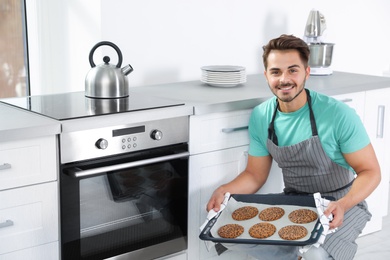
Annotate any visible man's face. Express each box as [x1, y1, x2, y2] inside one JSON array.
[[264, 50, 310, 104]]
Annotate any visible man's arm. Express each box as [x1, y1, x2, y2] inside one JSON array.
[[324, 143, 381, 229]]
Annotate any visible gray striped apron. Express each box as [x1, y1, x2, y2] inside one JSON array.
[[266, 89, 371, 260]]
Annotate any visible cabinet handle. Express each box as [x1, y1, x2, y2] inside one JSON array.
[[0, 220, 14, 229], [0, 163, 11, 171], [221, 126, 248, 133], [339, 98, 353, 103], [376, 105, 385, 138]]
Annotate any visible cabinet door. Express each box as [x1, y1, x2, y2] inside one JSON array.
[[188, 146, 249, 260], [364, 88, 390, 218], [0, 182, 58, 255], [0, 242, 59, 260]]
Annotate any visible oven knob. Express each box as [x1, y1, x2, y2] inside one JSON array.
[[95, 138, 108, 149], [150, 130, 163, 140]]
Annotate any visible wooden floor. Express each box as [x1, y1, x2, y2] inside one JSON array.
[[355, 190, 390, 259]]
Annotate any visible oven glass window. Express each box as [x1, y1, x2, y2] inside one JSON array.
[[78, 160, 188, 258]]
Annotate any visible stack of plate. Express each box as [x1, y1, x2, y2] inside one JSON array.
[[201, 65, 246, 87]]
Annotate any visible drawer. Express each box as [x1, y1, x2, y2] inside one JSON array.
[[0, 182, 59, 255], [189, 109, 251, 154], [0, 135, 57, 190], [0, 241, 59, 260]]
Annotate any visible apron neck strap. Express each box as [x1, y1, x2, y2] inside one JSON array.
[[268, 89, 318, 146]]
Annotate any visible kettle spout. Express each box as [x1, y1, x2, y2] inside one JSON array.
[[122, 64, 133, 76]]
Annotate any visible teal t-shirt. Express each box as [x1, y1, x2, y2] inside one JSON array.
[[248, 89, 370, 172]]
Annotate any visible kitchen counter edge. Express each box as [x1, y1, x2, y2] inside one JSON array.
[[0, 103, 61, 142], [130, 71, 390, 115]]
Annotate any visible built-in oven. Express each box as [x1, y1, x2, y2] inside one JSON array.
[[60, 116, 189, 260], [0, 91, 192, 259]]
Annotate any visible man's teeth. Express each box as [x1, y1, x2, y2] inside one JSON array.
[[280, 86, 293, 90]]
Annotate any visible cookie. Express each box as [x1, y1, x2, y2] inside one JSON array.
[[259, 207, 285, 221], [249, 222, 276, 239], [232, 206, 259, 221], [278, 225, 308, 240], [218, 224, 244, 238], [288, 209, 318, 224]]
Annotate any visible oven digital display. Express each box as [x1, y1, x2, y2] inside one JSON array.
[[113, 126, 145, 137]]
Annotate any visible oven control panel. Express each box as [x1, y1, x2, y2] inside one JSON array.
[[60, 116, 189, 163]]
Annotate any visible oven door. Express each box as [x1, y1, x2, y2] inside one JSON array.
[[60, 144, 188, 260]]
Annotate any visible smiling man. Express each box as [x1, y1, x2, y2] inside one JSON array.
[[207, 34, 381, 260]]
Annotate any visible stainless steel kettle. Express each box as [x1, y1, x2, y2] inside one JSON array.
[[85, 41, 133, 98]]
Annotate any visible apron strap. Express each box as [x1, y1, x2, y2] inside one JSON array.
[[268, 89, 318, 145], [305, 89, 318, 136], [268, 102, 280, 145], [283, 180, 354, 196]]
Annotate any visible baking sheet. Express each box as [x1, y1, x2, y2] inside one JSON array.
[[199, 194, 324, 246]]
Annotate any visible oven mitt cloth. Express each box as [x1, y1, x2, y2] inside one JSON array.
[[299, 192, 338, 254], [200, 192, 230, 254]]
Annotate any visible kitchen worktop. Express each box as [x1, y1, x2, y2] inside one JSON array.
[[0, 103, 61, 142], [131, 71, 390, 114], [2, 71, 390, 138]]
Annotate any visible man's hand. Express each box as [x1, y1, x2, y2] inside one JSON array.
[[324, 200, 346, 229], [206, 188, 225, 212]]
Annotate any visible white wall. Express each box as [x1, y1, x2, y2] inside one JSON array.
[[100, 0, 390, 88], [28, 0, 390, 94]]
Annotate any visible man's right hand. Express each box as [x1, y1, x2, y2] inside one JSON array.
[[206, 188, 226, 212]]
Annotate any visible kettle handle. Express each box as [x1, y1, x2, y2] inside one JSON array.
[[88, 41, 123, 68]]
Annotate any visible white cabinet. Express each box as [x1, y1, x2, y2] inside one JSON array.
[[189, 109, 251, 154], [0, 181, 59, 257], [333, 90, 390, 236], [189, 145, 250, 260], [364, 88, 390, 217], [0, 136, 57, 190], [188, 110, 283, 260], [0, 136, 59, 259], [0, 242, 59, 260], [188, 110, 252, 260]]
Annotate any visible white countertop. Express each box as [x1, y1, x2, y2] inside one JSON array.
[[1, 71, 390, 139], [0, 103, 61, 142], [131, 72, 390, 114]]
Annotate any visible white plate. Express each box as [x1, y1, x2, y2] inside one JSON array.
[[201, 76, 246, 81], [201, 65, 246, 72], [201, 71, 244, 75], [202, 73, 246, 78], [202, 74, 246, 79], [201, 79, 246, 87], [201, 78, 246, 84]]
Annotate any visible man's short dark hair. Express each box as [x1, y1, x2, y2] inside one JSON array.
[[262, 34, 310, 69]]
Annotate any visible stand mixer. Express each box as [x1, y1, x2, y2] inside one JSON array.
[[303, 9, 335, 75]]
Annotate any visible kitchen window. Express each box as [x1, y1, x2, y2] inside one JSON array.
[[0, 0, 30, 98]]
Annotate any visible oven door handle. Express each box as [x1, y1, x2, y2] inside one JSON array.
[[66, 151, 189, 179]]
